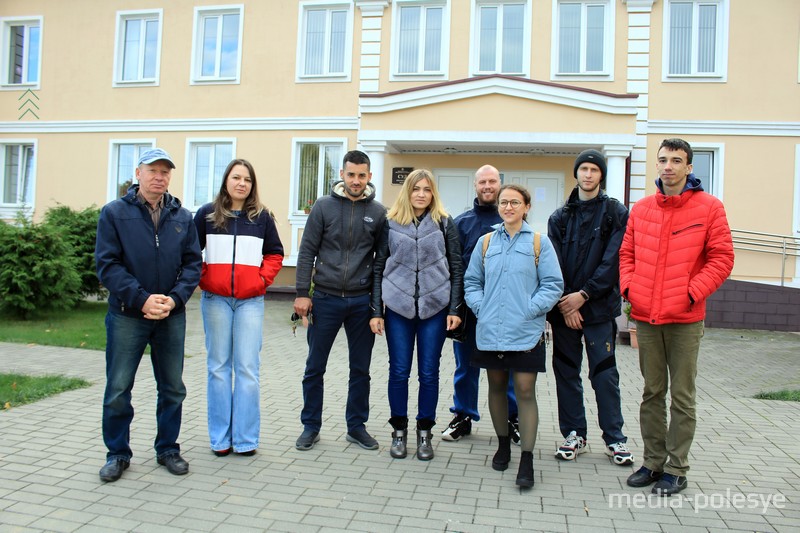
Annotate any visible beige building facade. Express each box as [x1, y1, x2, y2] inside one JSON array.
[[1, 0, 799, 285]]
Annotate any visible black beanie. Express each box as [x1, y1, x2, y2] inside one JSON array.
[[573, 149, 607, 183]]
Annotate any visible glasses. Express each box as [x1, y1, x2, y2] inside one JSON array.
[[499, 199, 523, 208]]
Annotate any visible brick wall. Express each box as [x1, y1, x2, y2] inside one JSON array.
[[705, 279, 800, 332]]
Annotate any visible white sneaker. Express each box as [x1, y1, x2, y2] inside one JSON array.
[[555, 431, 586, 461], [605, 441, 634, 465]]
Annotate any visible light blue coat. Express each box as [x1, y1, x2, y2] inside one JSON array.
[[464, 222, 564, 352]]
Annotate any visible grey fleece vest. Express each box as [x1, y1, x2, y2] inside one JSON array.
[[382, 215, 451, 320]]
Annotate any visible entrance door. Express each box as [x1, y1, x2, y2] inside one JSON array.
[[502, 171, 564, 233], [437, 169, 474, 217]]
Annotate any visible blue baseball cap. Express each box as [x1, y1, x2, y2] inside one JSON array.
[[138, 148, 176, 169]]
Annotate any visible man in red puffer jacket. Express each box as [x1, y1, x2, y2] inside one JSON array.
[[620, 138, 734, 496]]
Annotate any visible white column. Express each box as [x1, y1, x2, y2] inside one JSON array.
[[355, 1, 388, 94], [603, 148, 631, 203], [359, 140, 387, 202]]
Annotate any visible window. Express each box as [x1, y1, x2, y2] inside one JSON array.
[[293, 141, 343, 214], [186, 140, 235, 210], [298, 3, 352, 80], [692, 150, 717, 196], [1, 17, 41, 87], [554, 1, 613, 78], [109, 141, 155, 201], [472, 1, 529, 76], [392, 1, 448, 78], [664, 0, 728, 80], [191, 6, 243, 84], [0, 142, 35, 217], [114, 11, 162, 86]]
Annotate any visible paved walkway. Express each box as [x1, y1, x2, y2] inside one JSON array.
[[1, 296, 798, 532]]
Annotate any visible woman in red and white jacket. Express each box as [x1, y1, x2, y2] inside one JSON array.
[[194, 159, 284, 457]]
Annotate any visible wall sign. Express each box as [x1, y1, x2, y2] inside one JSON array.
[[392, 167, 414, 185]]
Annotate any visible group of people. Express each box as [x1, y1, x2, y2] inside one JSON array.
[[96, 139, 734, 496]]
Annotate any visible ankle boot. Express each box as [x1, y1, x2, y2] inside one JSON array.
[[492, 436, 511, 471], [416, 420, 434, 461], [389, 416, 408, 459], [516, 451, 534, 488]]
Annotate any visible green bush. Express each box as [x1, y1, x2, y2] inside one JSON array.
[[43, 205, 103, 298], [0, 216, 83, 319]]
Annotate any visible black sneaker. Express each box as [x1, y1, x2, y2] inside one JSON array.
[[441, 414, 472, 441], [508, 416, 520, 446]]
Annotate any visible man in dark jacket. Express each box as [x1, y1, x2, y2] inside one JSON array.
[[547, 149, 632, 467], [441, 164, 518, 443], [294, 150, 387, 451], [95, 148, 202, 482]]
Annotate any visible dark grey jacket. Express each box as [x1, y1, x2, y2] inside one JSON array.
[[295, 181, 386, 298]]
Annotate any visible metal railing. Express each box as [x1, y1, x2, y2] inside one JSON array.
[[731, 228, 800, 286]]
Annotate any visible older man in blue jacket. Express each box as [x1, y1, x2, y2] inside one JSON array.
[[95, 148, 201, 482]]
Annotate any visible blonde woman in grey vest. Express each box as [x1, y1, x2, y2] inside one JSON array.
[[370, 169, 464, 460]]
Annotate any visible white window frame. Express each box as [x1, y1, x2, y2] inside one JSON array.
[[0, 139, 37, 219], [113, 10, 163, 87], [469, 0, 531, 77], [390, 0, 451, 81], [107, 139, 156, 203], [190, 5, 244, 85], [0, 16, 42, 90], [662, 0, 728, 82], [296, 1, 354, 83], [689, 142, 724, 200], [183, 138, 237, 211], [550, 0, 614, 81], [289, 138, 347, 219]]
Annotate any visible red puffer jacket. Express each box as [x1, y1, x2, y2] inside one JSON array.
[[619, 179, 734, 325]]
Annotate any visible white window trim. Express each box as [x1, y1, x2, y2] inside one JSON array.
[[0, 138, 37, 219], [296, 1, 354, 83], [550, 0, 615, 81], [691, 142, 724, 200], [107, 138, 156, 203], [661, 0, 729, 83], [112, 10, 163, 88], [183, 137, 237, 211], [190, 4, 244, 85], [469, 0, 531, 77], [389, 0, 451, 82], [0, 16, 43, 90]]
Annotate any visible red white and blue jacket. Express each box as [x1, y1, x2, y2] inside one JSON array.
[[194, 204, 284, 299]]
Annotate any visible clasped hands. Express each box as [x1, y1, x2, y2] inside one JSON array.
[[142, 294, 175, 320], [558, 291, 585, 330]]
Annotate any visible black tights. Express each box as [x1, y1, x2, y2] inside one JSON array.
[[487, 369, 539, 452]]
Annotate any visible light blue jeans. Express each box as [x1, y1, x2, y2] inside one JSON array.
[[201, 291, 264, 453]]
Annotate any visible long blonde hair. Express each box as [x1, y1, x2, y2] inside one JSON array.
[[387, 169, 449, 226]]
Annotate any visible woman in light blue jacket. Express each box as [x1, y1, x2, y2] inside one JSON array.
[[464, 184, 563, 488]]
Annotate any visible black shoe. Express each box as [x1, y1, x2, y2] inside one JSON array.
[[346, 428, 379, 450], [99, 458, 129, 482], [626, 466, 663, 487], [296, 429, 320, 450], [157, 453, 189, 475], [652, 474, 687, 496], [237, 450, 256, 457], [441, 414, 472, 442], [492, 436, 511, 471], [213, 448, 231, 457], [515, 451, 534, 488]]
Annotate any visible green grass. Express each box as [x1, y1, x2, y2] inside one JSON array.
[[1, 373, 91, 410], [754, 390, 800, 402], [0, 301, 107, 350]]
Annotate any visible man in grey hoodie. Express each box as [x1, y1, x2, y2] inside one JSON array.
[[294, 150, 387, 451]]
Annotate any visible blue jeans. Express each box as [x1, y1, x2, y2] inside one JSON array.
[[201, 292, 264, 453], [450, 309, 517, 421], [301, 291, 375, 433], [552, 320, 626, 445], [385, 307, 447, 422], [102, 311, 187, 461]]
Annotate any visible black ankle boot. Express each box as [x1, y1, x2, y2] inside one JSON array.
[[492, 436, 511, 471], [516, 451, 534, 488]]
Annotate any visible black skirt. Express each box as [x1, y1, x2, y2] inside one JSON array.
[[471, 336, 546, 372]]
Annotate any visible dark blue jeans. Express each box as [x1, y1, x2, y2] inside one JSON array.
[[551, 320, 626, 445], [385, 307, 448, 422], [102, 311, 187, 461], [450, 309, 517, 421], [301, 291, 375, 433]]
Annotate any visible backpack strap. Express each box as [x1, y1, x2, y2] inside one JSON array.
[[482, 230, 541, 267], [481, 232, 493, 264]]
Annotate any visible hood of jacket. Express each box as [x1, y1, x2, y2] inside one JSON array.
[[331, 180, 377, 203], [654, 173, 703, 195]]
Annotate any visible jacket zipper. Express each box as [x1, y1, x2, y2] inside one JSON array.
[[672, 223, 703, 235], [231, 216, 238, 297], [341, 201, 355, 297]]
